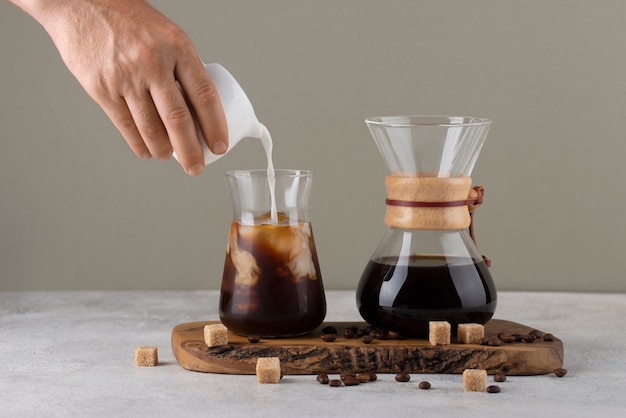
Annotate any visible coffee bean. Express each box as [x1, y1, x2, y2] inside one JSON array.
[[322, 326, 337, 335], [418, 381, 431, 390], [480, 337, 490, 346], [361, 335, 374, 344], [529, 329, 545, 338], [343, 376, 360, 386], [494, 373, 507, 382], [343, 328, 357, 339], [387, 330, 401, 340], [554, 368, 567, 377], [395, 372, 411, 382], [329, 379, 342, 387], [498, 333, 516, 343], [364, 325, 375, 334], [488, 337, 502, 346], [367, 372, 378, 382], [522, 334, 536, 343], [247, 336, 261, 343], [356, 328, 368, 337], [486, 385, 501, 393], [340, 372, 356, 381], [370, 330, 384, 339], [317, 373, 329, 384], [543, 333, 555, 341], [320, 333, 337, 342], [512, 333, 524, 342], [356, 373, 371, 383]]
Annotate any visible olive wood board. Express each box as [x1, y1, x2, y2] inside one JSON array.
[[171, 320, 563, 376]]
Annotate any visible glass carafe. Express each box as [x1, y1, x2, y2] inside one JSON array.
[[356, 116, 496, 336], [219, 169, 326, 337]]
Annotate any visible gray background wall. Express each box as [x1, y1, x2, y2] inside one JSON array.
[[1, 0, 625, 292]]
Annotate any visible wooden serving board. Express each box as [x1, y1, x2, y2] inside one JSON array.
[[171, 320, 563, 376]]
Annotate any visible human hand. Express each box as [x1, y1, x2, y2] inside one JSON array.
[[13, 0, 227, 176]]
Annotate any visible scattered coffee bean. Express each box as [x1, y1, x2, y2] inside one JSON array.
[[486, 385, 501, 393], [512, 333, 524, 342], [356, 373, 371, 383], [498, 333, 516, 343], [418, 381, 431, 390], [494, 373, 507, 382], [370, 330, 385, 339], [356, 328, 368, 337], [317, 373, 329, 384], [343, 328, 357, 339], [554, 368, 568, 377], [529, 329, 545, 338], [247, 336, 261, 343], [395, 372, 411, 382], [361, 335, 374, 344], [543, 333, 555, 341], [343, 376, 360, 386], [522, 334, 536, 343], [329, 379, 342, 387], [322, 326, 337, 335], [340, 372, 356, 380], [320, 333, 337, 342], [488, 337, 502, 346], [367, 372, 378, 382], [364, 325, 375, 334], [387, 330, 401, 340]]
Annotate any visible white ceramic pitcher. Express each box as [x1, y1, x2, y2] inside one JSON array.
[[174, 63, 265, 166]]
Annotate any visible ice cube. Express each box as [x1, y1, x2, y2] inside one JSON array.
[[255, 211, 289, 225]]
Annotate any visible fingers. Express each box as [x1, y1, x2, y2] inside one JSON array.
[[102, 84, 206, 175], [98, 61, 227, 177], [150, 81, 205, 176], [124, 92, 172, 161], [102, 92, 176, 163], [175, 59, 228, 156], [102, 100, 152, 160]]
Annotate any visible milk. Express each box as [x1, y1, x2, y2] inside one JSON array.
[[258, 124, 278, 224]]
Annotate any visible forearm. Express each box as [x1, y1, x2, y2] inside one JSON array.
[[7, 0, 149, 32], [7, 0, 67, 26]]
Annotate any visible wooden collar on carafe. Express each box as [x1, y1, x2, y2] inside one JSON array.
[[384, 172, 484, 231]]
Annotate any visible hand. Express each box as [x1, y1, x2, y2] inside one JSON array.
[[12, 0, 227, 176]]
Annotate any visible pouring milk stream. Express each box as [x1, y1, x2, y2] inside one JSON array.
[[173, 63, 278, 223]]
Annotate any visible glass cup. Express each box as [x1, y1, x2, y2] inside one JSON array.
[[219, 169, 326, 337]]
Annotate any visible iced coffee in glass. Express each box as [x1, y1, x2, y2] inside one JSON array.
[[219, 169, 326, 337]]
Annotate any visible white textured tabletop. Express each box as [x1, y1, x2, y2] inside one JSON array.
[[1, 290, 625, 418]]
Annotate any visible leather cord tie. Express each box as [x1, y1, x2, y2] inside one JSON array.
[[468, 186, 491, 267], [385, 197, 480, 208]]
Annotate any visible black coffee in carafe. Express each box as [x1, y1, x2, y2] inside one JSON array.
[[357, 255, 496, 336]]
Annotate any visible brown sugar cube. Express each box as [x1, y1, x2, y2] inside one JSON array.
[[463, 369, 487, 392], [429, 321, 451, 345], [256, 357, 281, 384], [204, 324, 229, 347], [458, 323, 485, 344], [135, 346, 158, 367]]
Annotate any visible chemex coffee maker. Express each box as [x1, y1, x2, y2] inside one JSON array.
[[356, 116, 497, 336]]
